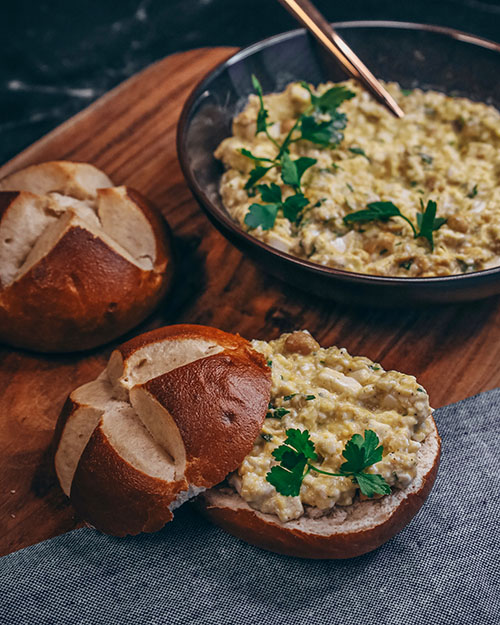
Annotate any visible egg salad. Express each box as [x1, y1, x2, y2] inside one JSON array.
[[229, 331, 433, 522], [215, 80, 500, 277]]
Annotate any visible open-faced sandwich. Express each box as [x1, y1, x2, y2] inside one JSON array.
[[54, 325, 440, 558], [202, 330, 440, 558]]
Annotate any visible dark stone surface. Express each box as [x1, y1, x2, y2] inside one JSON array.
[[1, 0, 499, 164]]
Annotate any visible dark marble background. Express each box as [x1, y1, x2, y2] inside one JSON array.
[[2, 0, 500, 164]]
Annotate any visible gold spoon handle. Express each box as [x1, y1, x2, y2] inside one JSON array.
[[277, 0, 405, 118]]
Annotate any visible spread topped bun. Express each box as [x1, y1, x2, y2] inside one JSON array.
[[200, 331, 440, 558], [0, 161, 173, 352]]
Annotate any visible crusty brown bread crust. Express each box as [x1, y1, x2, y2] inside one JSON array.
[[0, 162, 174, 352], [70, 423, 185, 536], [200, 417, 440, 559], [114, 323, 255, 360], [54, 324, 272, 536], [140, 352, 272, 487]]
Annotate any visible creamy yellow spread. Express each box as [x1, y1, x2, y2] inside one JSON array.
[[215, 80, 500, 277], [230, 332, 433, 522]]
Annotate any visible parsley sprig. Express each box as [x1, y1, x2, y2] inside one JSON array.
[[242, 76, 355, 231], [266, 429, 391, 498], [343, 199, 446, 250]]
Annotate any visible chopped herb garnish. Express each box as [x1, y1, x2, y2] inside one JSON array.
[[399, 260, 413, 270], [252, 74, 270, 136], [266, 406, 290, 419], [419, 153, 433, 165], [266, 429, 391, 498], [348, 147, 371, 162], [305, 394, 316, 401], [261, 433, 273, 442], [401, 88, 413, 96], [343, 199, 446, 250], [241, 76, 355, 230], [369, 365, 381, 371], [467, 184, 478, 198], [417, 387, 425, 393], [416, 200, 447, 250], [379, 248, 388, 255], [267, 360, 273, 367], [283, 394, 297, 401], [457, 259, 475, 273], [346, 182, 354, 192], [244, 182, 311, 230], [343, 201, 417, 236]]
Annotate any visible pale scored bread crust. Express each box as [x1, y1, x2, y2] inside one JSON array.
[[200, 417, 440, 558], [53, 324, 272, 537], [0, 161, 174, 352]]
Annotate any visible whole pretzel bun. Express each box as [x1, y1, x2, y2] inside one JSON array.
[[53, 324, 272, 536], [0, 161, 174, 352]]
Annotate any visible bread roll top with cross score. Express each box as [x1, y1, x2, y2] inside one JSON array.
[[0, 161, 174, 352], [54, 324, 272, 536]]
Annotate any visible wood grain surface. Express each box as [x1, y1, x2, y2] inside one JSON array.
[[1, 47, 499, 557]]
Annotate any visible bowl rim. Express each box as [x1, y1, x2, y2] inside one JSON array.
[[177, 20, 500, 287]]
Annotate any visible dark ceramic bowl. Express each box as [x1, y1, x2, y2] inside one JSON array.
[[177, 21, 500, 306]]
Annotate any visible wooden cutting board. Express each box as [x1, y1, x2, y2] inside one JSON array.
[[1, 48, 499, 557]]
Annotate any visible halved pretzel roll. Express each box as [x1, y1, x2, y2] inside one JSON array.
[[0, 161, 173, 352], [54, 324, 272, 536]]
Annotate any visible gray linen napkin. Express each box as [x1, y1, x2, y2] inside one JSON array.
[[1, 389, 499, 625]]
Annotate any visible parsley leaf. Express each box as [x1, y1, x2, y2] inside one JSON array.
[[343, 199, 446, 248], [280, 153, 317, 190], [267, 462, 307, 497], [244, 203, 279, 230], [244, 182, 310, 229], [244, 166, 273, 190], [401, 88, 413, 96], [302, 83, 355, 114], [239, 148, 274, 163], [266, 406, 290, 419], [416, 200, 447, 250], [300, 112, 347, 147], [266, 429, 391, 498], [343, 201, 416, 236], [348, 147, 371, 162], [282, 193, 309, 223], [340, 429, 383, 473], [252, 75, 269, 135], [257, 182, 282, 204], [275, 428, 318, 461], [354, 473, 391, 497], [315, 85, 355, 112], [467, 184, 478, 198]]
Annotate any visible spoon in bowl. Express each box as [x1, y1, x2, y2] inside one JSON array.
[[277, 0, 405, 118]]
